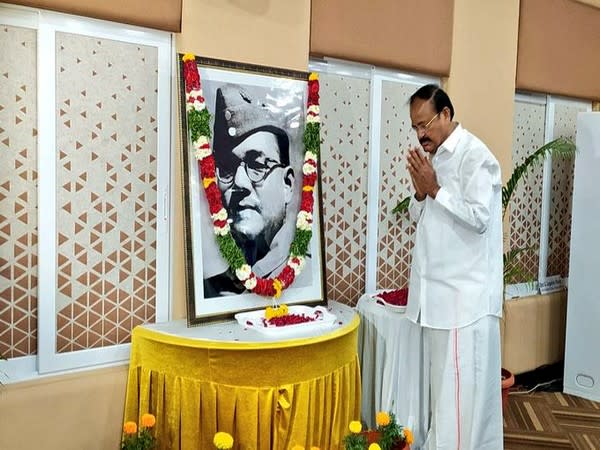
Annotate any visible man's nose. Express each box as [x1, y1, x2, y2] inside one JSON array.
[[416, 128, 427, 140], [232, 164, 253, 190]]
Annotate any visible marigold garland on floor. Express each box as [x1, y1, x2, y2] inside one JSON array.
[[181, 53, 321, 299]]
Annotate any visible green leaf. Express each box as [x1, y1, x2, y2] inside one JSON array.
[[502, 136, 576, 217], [216, 234, 246, 269], [503, 245, 537, 285], [290, 229, 312, 256], [188, 108, 212, 143], [392, 196, 411, 215], [303, 123, 321, 156]]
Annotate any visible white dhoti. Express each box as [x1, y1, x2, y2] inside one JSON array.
[[423, 315, 503, 450]]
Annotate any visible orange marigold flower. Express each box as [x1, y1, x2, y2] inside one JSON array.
[[375, 411, 390, 427], [123, 421, 137, 434], [141, 413, 156, 428], [404, 427, 414, 445]]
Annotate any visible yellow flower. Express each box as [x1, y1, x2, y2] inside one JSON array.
[[404, 427, 414, 445], [375, 411, 390, 427], [213, 431, 234, 449], [273, 278, 283, 298], [310, 447, 321, 450], [182, 53, 195, 62], [368, 444, 381, 450], [348, 420, 362, 434], [203, 177, 216, 189], [141, 413, 156, 428], [123, 421, 137, 434], [309, 72, 319, 81], [291, 446, 304, 450]]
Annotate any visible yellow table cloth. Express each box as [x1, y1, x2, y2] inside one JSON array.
[[124, 302, 361, 450]]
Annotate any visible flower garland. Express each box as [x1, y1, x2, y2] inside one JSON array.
[[182, 54, 321, 298]]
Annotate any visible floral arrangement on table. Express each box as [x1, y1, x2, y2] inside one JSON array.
[[343, 411, 413, 450], [121, 413, 156, 450], [181, 53, 321, 299]]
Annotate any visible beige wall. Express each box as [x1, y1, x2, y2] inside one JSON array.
[[447, 0, 520, 181], [0, 366, 128, 450]]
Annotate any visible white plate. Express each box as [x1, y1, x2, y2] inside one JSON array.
[[235, 305, 337, 338]]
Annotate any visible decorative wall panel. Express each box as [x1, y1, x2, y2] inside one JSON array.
[[319, 74, 370, 305], [55, 32, 158, 352], [547, 103, 587, 278], [376, 81, 420, 290], [0, 25, 38, 358], [510, 101, 546, 282]]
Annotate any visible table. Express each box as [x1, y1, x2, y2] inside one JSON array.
[[123, 301, 360, 450], [356, 293, 430, 449]]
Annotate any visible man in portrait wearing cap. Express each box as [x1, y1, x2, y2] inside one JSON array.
[[203, 84, 303, 297]]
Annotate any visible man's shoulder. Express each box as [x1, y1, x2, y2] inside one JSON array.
[[460, 129, 499, 164]]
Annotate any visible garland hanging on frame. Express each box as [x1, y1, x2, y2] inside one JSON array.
[[181, 54, 321, 299]]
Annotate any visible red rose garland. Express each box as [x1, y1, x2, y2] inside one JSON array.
[[181, 54, 321, 299]]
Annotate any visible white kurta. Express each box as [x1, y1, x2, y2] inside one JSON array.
[[407, 124, 504, 450]]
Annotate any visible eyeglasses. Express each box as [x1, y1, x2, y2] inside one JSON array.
[[412, 112, 440, 134], [216, 157, 286, 188]]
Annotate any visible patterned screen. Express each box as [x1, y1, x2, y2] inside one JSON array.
[[54, 33, 158, 352], [509, 101, 546, 282], [0, 25, 38, 358], [547, 103, 587, 278], [376, 81, 420, 290], [319, 74, 371, 305]]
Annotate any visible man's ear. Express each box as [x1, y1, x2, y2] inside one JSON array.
[[283, 167, 295, 203]]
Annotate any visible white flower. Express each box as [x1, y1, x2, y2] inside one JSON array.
[[306, 114, 320, 124], [304, 151, 317, 163], [193, 100, 205, 110], [194, 135, 210, 147], [244, 275, 257, 290], [186, 101, 194, 112], [235, 264, 252, 281], [307, 105, 320, 115], [211, 208, 228, 221], [194, 146, 212, 160], [214, 222, 230, 236], [296, 211, 313, 231], [288, 256, 306, 275], [193, 136, 212, 160], [303, 161, 317, 175], [189, 88, 203, 98]]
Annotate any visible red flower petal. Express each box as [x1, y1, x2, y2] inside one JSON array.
[[200, 157, 216, 179], [303, 173, 317, 187]]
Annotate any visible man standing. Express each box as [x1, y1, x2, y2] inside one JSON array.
[[203, 84, 300, 297], [405, 84, 504, 449]]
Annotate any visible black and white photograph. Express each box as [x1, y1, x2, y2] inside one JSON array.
[[179, 58, 326, 323]]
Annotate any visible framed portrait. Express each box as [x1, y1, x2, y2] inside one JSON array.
[[178, 55, 327, 325]]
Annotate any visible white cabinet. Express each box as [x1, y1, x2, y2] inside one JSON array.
[[564, 112, 600, 402]]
